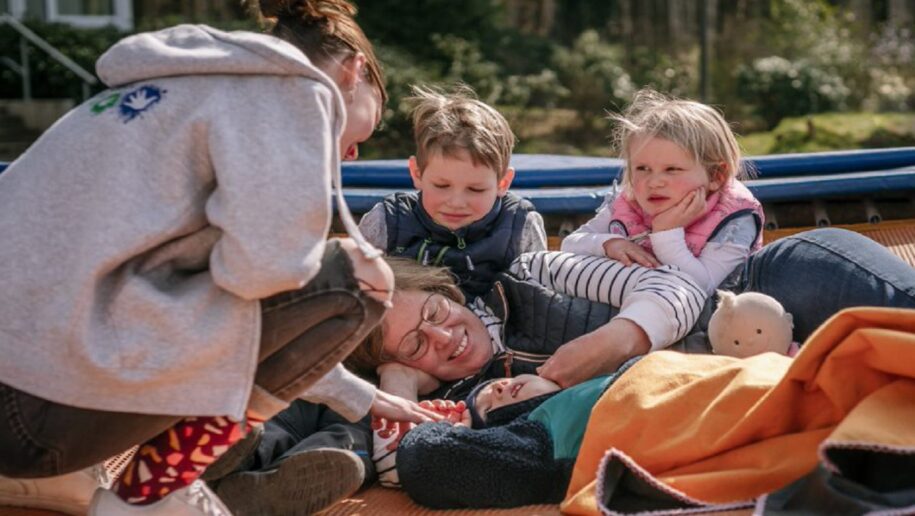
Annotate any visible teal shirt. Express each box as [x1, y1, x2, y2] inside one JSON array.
[[527, 375, 614, 459]]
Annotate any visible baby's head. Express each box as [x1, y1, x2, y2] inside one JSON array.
[[407, 85, 516, 230], [465, 374, 561, 429], [611, 89, 750, 201]]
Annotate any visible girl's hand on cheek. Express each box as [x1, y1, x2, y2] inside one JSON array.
[[651, 187, 707, 232]]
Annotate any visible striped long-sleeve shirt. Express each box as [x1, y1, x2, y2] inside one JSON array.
[[510, 251, 707, 350]]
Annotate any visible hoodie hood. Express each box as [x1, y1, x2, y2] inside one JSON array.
[[97, 24, 338, 90]]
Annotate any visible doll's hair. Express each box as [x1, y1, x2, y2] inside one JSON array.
[[248, 0, 386, 104], [610, 88, 752, 190], [345, 257, 465, 380], [408, 84, 515, 179]]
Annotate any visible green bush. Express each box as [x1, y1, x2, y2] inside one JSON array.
[[736, 56, 850, 129], [499, 69, 568, 109], [0, 21, 126, 101], [551, 30, 633, 115], [628, 47, 696, 99], [359, 44, 439, 159]]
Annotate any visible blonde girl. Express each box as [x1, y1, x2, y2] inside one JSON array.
[[562, 89, 764, 294]]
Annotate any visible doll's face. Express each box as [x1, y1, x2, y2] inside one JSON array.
[[473, 374, 560, 418], [709, 294, 794, 358]]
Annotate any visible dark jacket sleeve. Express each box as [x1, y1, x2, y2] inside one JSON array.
[[396, 419, 573, 509]]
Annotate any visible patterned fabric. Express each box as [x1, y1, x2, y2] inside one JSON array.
[[114, 416, 251, 504]]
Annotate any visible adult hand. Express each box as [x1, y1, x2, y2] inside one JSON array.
[[377, 362, 442, 402], [537, 317, 650, 388], [338, 237, 394, 307], [370, 390, 443, 423], [651, 186, 707, 232], [603, 238, 660, 268]]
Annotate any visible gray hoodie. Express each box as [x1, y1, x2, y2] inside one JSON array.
[[0, 25, 375, 420]]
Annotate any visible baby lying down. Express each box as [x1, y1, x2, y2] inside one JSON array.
[[373, 361, 639, 509]]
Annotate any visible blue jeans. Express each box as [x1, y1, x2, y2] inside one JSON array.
[[738, 228, 915, 342]]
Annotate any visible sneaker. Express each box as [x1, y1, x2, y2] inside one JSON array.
[[215, 448, 364, 516], [0, 467, 100, 515], [200, 424, 263, 483], [88, 480, 232, 515]]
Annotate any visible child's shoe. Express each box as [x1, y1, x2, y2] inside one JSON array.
[[0, 467, 101, 515], [88, 480, 232, 515], [215, 448, 364, 515]]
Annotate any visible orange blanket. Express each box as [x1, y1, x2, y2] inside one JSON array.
[[563, 307, 915, 514]]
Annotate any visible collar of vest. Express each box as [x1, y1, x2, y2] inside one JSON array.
[[414, 192, 505, 242]]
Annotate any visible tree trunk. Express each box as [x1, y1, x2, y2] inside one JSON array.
[[669, 0, 686, 51], [888, 0, 913, 27], [537, 0, 556, 36], [849, 0, 872, 27], [620, 0, 635, 67]]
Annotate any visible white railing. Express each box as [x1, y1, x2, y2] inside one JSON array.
[[0, 12, 98, 100]]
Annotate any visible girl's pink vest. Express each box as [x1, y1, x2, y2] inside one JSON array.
[[610, 180, 764, 257]]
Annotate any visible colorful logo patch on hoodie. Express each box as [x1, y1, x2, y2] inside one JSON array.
[[118, 85, 166, 122], [89, 84, 167, 122], [90, 92, 121, 114]]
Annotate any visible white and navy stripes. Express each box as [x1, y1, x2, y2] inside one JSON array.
[[510, 251, 707, 348]]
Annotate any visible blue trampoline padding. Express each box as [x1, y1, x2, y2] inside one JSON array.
[[342, 148, 915, 188], [344, 166, 915, 215], [341, 154, 624, 188], [3, 148, 914, 187]]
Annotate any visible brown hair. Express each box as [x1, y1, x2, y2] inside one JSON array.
[[345, 257, 465, 379], [409, 84, 515, 179], [610, 88, 752, 191], [250, 0, 387, 104]]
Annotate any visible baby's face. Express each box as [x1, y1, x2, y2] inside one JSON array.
[[474, 374, 560, 417]]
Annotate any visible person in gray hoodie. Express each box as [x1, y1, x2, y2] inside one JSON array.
[[0, 1, 440, 514]]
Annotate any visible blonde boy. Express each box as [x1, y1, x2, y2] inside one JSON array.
[[359, 85, 546, 297]]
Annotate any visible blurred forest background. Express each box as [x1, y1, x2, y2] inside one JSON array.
[[2, 0, 914, 158]]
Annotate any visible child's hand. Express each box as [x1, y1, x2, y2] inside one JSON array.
[[370, 390, 443, 423], [603, 238, 660, 268], [419, 399, 467, 424], [456, 408, 472, 427], [651, 187, 707, 232], [537, 318, 650, 388]]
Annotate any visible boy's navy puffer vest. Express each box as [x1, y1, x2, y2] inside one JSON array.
[[431, 271, 619, 401], [382, 191, 534, 298]]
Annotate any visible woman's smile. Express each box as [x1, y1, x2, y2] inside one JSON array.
[[449, 331, 469, 360]]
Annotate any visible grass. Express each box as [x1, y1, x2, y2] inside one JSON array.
[[503, 109, 915, 158], [738, 112, 915, 156]]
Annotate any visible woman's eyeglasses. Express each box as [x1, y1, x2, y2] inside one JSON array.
[[393, 293, 452, 362]]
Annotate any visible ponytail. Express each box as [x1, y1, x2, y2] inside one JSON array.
[[247, 0, 386, 104]]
